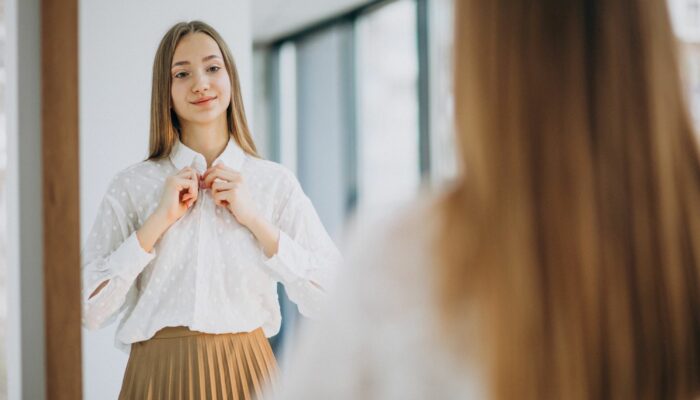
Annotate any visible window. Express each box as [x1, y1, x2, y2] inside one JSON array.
[[670, 0, 700, 125], [252, 0, 456, 354], [355, 0, 421, 213]]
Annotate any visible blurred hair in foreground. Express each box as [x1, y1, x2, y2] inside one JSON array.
[[438, 0, 700, 398]]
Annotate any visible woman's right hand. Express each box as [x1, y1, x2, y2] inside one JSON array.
[[155, 166, 200, 225]]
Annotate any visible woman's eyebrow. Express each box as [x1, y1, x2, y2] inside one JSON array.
[[171, 55, 222, 68]]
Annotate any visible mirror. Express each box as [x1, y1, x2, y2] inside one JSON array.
[[79, 0, 455, 398]]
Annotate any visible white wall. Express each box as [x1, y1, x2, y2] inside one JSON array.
[[6, 0, 45, 398], [79, 1, 252, 398]]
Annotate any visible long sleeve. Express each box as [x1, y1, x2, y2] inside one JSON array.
[[261, 173, 342, 318], [81, 178, 157, 331]]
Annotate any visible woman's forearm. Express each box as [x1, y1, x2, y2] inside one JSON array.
[[136, 210, 172, 253], [88, 211, 171, 301], [247, 214, 324, 291], [246, 215, 280, 258]]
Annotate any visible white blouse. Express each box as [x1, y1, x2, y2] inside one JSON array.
[[81, 137, 341, 354], [275, 193, 485, 399]]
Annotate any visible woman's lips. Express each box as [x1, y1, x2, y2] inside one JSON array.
[[191, 96, 216, 106]]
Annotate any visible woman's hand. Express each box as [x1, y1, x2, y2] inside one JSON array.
[[155, 166, 200, 225], [202, 163, 259, 227], [135, 167, 198, 254]]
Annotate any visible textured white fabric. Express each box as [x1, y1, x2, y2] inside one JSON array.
[[81, 137, 341, 354], [276, 193, 485, 399]]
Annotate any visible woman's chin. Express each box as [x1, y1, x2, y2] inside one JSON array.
[[180, 111, 227, 126]]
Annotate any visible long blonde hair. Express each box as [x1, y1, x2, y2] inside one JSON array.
[[439, 1, 700, 398], [146, 21, 258, 160]]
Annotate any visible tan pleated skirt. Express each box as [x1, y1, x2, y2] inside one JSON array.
[[118, 326, 278, 400]]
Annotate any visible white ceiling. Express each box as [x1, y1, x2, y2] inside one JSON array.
[[252, 0, 371, 44]]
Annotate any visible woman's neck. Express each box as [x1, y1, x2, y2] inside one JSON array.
[[180, 117, 229, 167]]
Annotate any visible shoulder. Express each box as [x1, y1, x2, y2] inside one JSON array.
[[346, 187, 444, 265], [325, 188, 448, 340], [104, 158, 168, 196], [243, 156, 298, 185], [339, 187, 447, 301], [242, 157, 303, 202]]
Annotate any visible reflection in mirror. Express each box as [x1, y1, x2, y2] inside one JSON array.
[[80, 0, 455, 398], [80, 1, 343, 399], [82, 15, 340, 400]]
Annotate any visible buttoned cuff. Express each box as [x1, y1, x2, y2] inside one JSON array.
[[262, 230, 311, 283], [110, 231, 157, 282]]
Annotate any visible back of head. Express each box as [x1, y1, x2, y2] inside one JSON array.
[[438, 1, 700, 398]]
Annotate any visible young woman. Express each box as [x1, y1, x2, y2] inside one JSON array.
[[277, 0, 700, 399], [81, 21, 341, 399]]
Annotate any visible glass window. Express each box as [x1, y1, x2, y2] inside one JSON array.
[[355, 0, 420, 213], [278, 42, 298, 174], [670, 0, 700, 125], [427, 0, 457, 185]]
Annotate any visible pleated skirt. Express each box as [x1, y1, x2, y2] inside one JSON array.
[[118, 326, 278, 400]]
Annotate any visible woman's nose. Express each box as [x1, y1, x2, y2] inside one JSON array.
[[192, 72, 209, 93]]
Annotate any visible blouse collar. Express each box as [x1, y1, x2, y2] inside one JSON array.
[[169, 135, 246, 173]]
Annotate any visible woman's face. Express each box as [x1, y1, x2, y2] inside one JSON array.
[[170, 32, 231, 127]]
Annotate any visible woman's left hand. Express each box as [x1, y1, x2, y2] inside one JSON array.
[[201, 163, 259, 227]]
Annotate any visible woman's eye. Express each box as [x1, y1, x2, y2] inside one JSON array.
[[174, 71, 188, 79], [208, 65, 221, 73]]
